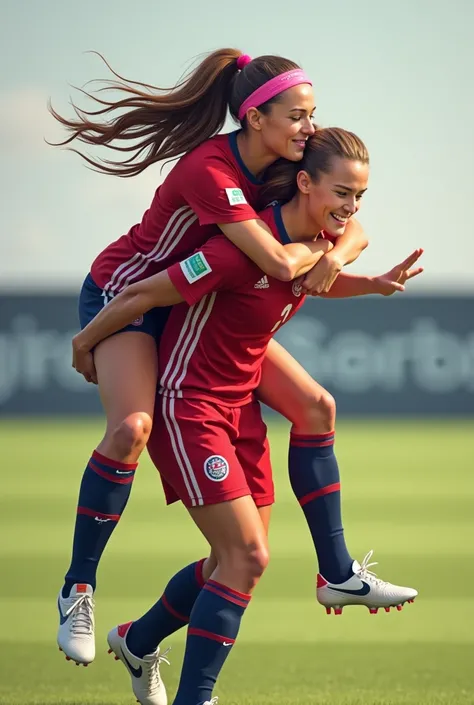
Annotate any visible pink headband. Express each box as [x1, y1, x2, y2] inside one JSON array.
[[237, 69, 312, 121]]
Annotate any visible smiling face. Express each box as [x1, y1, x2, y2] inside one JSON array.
[[302, 156, 369, 236], [248, 84, 316, 162]]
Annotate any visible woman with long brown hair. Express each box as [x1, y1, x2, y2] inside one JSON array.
[[52, 49, 372, 667], [83, 127, 420, 705]]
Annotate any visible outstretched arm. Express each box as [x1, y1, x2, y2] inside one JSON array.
[[320, 248, 424, 298]]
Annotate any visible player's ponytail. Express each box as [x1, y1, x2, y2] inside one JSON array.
[[259, 127, 369, 207], [48, 49, 302, 178]]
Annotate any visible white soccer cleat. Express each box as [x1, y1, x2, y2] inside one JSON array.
[[107, 622, 170, 705], [317, 550, 418, 615], [57, 583, 95, 665], [203, 699, 219, 705]]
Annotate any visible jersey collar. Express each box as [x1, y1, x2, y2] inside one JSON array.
[[228, 131, 264, 186], [272, 202, 292, 245]]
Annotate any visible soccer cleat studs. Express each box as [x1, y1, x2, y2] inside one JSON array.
[[326, 598, 416, 615]]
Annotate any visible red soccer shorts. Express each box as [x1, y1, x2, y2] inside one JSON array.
[[147, 396, 274, 508]]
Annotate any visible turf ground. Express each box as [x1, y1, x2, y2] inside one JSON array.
[[0, 417, 473, 705]]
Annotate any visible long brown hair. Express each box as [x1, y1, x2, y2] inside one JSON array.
[[258, 127, 369, 208], [48, 49, 300, 177]]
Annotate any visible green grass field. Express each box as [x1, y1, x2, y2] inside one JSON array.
[[1, 417, 473, 705]]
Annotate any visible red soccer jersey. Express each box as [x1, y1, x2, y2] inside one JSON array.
[[159, 204, 307, 406], [90, 131, 263, 294]]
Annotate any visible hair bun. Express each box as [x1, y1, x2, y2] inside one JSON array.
[[237, 54, 252, 70]]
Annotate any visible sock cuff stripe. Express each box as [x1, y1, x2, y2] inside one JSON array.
[[290, 433, 335, 447], [188, 627, 235, 645], [299, 482, 341, 507], [204, 584, 249, 608], [195, 558, 206, 588], [291, 439, 334, 448], [290, 431, 335, 441], [207, 579, 251, 602], [161, 593, 189, 623], [89, 460, 135, 485], [92, 450, 138, 471], [205, 580, 251, 606], [77, 506, 120, 521]]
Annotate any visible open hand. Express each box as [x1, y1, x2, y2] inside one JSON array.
[[374, 248, 424, 296]]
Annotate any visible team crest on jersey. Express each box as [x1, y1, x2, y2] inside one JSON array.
[[292, 279, 303, 297], [225, 187, 247, 206], [204, 455, 229, 482], [131, 316, 144, 326]]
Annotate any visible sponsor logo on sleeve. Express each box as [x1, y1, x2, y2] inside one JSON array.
[[180, 252, 212, 283], [225, 187, 247, 206]]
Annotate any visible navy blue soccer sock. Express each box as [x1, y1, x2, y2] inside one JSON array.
[[289, 431, 353, 583], [126, 559, 206, 658], [173, 579, 251, 705], [62, 450, 137, 595]]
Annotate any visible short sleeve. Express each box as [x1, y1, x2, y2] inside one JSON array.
[[167, 235, 256, 305], [178, 150, 259, 226]]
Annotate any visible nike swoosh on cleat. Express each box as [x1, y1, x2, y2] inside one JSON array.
[[329, 582, 371, 596], [222, 642, 233, 647], [120, 649, 143, 678], [57, 601, 68, 625]]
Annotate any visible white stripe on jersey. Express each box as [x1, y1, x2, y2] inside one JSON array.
[[161, 395, 204, 507], [105, 205, 192, 294], [104, 253, 142, 296], [114, 208, 199, 294], [174, 292, 216, 390], [103, 205, 197, 295], [160, 293, 215, 393]]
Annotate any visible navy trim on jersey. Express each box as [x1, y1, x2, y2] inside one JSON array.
[[228, 131, 263, 186], [272, 203, 292, 245]]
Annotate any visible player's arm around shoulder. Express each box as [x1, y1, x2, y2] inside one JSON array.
[[302, 218, 369, 295], [330, 217, 368, 265], [220, 220, 334, 282]]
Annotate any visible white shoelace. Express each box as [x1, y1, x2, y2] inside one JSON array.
[[146, 647, 171, 694], [65, 594, 94, 636], [355, 550, 386, 587], [208, 699, 219, 705]]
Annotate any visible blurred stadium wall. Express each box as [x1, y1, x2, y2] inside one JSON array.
[[1, 292, 473, 416]]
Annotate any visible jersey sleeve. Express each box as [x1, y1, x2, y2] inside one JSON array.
[[167, 235, 256, 305], [178, 150, 259, 226]]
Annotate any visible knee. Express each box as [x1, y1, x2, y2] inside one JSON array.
[[110, 412, 153, 456], [246, 543, 270, 583], [295, 389, 336, 433], [224, 541, 270, 592]]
